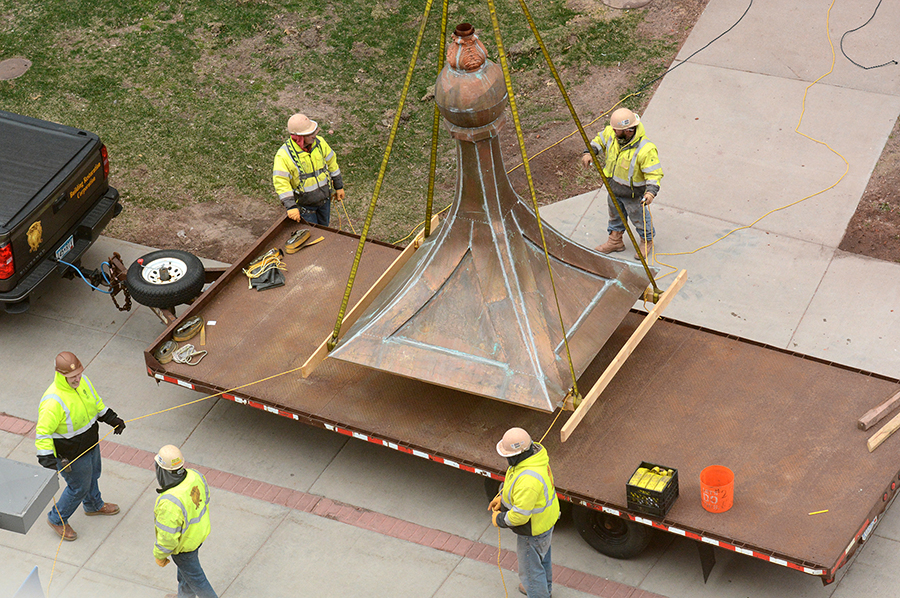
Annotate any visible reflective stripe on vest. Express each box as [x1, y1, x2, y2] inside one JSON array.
[[285, 141, 330, 193], [503, 469, 556, 516], [40, 394, 99, 439]]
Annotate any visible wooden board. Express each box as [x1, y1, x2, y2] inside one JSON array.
[[560, 269, 687, 442], [858, 388, 900, 431]]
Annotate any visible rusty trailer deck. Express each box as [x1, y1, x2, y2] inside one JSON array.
[[145, 216, 900, 583]]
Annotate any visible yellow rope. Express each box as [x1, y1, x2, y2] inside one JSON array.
[[651, 0, 848, 280]]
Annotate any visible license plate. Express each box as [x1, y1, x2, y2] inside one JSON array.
[[55, 235, 74, 261]]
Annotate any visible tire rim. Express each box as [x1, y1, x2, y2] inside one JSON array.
[[141, 257, 188, 285]]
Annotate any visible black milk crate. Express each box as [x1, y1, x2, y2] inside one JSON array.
[[626, 461, 679, 518]]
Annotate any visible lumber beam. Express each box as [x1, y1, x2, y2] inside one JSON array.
[[858, 388, 900, 431], [301, 215, 439, 378], [560, 269, 687, 443], [867, 407, 900, 452]]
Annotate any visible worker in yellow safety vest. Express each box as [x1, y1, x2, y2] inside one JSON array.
[[153, 445, 218, 598], [272, 113, 345, 226], [580, 107, 664, 259], [36, 351, 126, 541], [489, 428, 560, 598]]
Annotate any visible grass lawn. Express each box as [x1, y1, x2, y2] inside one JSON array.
[[0, 0, 672, 244]]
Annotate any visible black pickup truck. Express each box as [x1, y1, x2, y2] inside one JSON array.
[[0, 110, 122, 313]]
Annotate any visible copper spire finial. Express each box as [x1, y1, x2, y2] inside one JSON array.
[[446, 23, 487, 72]]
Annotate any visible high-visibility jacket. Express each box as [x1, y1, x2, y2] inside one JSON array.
[[497, 443, 560, 536], [589, 122, 663, 199], [154, 469, 212, 559], [272, 136, 343, 210], [35, 373, 116, 462]]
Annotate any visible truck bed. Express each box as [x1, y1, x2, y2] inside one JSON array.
[[145, 217, 900, 581]]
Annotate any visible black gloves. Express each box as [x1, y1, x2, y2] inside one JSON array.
[[37, 454, 58, 470], [110, 417, 126, 435]]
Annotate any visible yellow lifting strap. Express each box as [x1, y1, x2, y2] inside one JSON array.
[[327, 0, 438, 351], [425, 0, 450, 238], [485, 0, 581, 402], [511, 0, 662, 300]]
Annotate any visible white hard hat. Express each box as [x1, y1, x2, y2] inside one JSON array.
[[496, 427, 532, 457], [155, 445, 185, 471], [287, 113, 318, 136], [610, 108, 640, 131]]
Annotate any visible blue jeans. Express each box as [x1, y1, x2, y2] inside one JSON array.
[[607, 193, 654, 242], [517, 528, 553, 598], [48, 445, 104, 525], [299, 201, 331, 226], [171, 548, 218, 598]]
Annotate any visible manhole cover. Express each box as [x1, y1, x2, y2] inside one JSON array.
[[603, 0, 653, 8], [0, 58, 32, 81]]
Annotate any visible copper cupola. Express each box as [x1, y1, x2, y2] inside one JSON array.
[[329, 24, 652, 411]]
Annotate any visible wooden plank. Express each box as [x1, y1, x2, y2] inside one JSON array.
[[858, 388, 900, 431], [868, 408, 900, 452], [560, 269, 687, 443], [301, 215, 439, 378]]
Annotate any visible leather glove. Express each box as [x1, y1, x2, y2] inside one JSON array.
[[287, 208, 302, 222], [156, 557, 169, 567], [38, 455, 58, 470], [488, 494, 501, 512], [333, 189, 345, 202], [110, 417, 126, 435], [58, 458, 71, 472], [642, 192, 655, 205], [491, 510, 501, 527], [581, 153, 593, 168]]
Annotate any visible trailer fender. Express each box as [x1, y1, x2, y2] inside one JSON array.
[[572, 504, 653, 559]]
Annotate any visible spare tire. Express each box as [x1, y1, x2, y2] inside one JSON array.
[[126, 250, 205, 309]]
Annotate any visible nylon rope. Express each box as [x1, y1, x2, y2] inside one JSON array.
[[485, 0, 581, 401], [326, 0, 437, 351]]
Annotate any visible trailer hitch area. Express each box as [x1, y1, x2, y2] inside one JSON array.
[[105, 252, 132, 312]]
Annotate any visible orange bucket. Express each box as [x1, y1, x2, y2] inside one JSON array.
[[700, 465, 734, 513]]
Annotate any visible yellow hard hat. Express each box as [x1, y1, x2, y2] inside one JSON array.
[[287, 113, 318, 136], [496, 427, 532, 457], [610, 108, 640, 131], [155, 445, 185, 471]]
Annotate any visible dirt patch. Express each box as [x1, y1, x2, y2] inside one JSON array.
[[838, 115, 900, 263]]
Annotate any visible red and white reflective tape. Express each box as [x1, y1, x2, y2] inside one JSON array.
[[152, 369, 830, 578], [571, 499, 826, 576]]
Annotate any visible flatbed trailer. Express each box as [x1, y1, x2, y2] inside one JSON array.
[[144, 216, 900, 584]]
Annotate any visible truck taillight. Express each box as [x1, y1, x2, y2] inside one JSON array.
[[100, 144, 109, 179], [0, 243, 13, 280]]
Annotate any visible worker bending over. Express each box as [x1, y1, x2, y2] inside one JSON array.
[[581, 107, 664, 259], [490, 428, 560, 598], [272, 113, 345, 226]]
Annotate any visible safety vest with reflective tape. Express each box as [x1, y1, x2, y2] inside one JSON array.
[[589, 122, 663, 193], [499, 443, 560, 536], [35, 373, 108, 460], [272, 136, 342, 209], [154, 469, 211, 559]]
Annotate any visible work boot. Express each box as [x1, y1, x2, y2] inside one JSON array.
[[595, 230, 625, 253], [634, 239, 653, 260], [85, 502, 120, 516], [47, 519, 77, 541], [517, 582, 551, 597]]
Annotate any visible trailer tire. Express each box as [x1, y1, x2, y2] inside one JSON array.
[[571, 505, 653, 559], [126, 250, 205, 309]]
